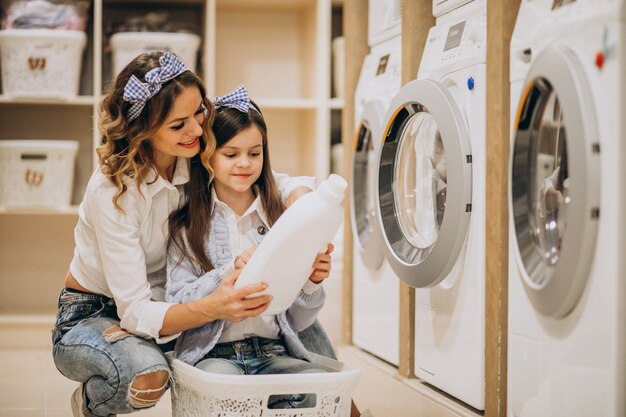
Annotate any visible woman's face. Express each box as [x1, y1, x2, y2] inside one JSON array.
[[210, 125, 264, 198], [150, 85, 207, 169]]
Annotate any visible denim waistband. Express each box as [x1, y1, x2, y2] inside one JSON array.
[[212, 337, 283, 356], [58, 287, 113, 306]]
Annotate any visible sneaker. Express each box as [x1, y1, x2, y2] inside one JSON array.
[[71, 384, 116, 417], [70, 383, 86, 417]]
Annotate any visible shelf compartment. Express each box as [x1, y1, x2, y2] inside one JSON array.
[[0, 104, 94, 205], [101, 1, 205, 91], [215, 0, 318, 100], [0, 214, 76, 314], [262, 108, 317, 178], [0, 95, 95, 106]]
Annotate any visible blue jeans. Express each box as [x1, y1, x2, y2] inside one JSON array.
[[196, 337, 326, 409], [51, 289, 172, 417], [51, 288, 337, 416]]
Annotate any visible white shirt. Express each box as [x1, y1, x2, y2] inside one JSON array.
[[70, 157, 314, 343], [212, 189, 323, 343]]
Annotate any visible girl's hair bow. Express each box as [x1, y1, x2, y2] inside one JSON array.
[[123, 52, 189, 121], [212, 84, 255, 113]]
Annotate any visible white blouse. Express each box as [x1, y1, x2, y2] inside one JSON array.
[[211, 190, 322, 343], [69, 157, 314, 343]]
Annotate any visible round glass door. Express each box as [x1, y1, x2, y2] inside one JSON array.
[[512, 78, 569, 287], [377, 79, 472, 288], [394, 112, 447, 259], [351, 102, 386, 270], [353, 121, 376, 247], [510, 46, 600, 317]]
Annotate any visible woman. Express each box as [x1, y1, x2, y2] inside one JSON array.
[[51, 52, 337, 417]]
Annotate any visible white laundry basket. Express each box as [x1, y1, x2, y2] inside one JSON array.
[[0, 140, 79, 209], [109, 32, 201, 76], [167, 352, 360, 417], [0, 29, 87, 99]]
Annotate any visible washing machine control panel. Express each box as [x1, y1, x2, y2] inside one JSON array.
[[440, 16, 485, 60], [419, 15, 486, 78], [355, 38, 402, 112]]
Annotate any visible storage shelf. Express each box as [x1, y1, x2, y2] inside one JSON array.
[[0, 95, 96, 106], [329, 98, 344, 109], [0, 206, 79, 215], [0, 0, 342, 315], [217, 0, 315, 11], [255, 98, 320, 110]]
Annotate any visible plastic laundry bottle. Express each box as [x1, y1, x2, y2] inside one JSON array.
[[234, 174, 347, 315]]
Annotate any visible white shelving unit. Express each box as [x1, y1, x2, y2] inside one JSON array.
[[0, 0, 343, 313]]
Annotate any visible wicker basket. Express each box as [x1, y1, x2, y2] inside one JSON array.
[[0, 140, 79, 209], [109, 32, 201, 76], [0, 29, 87, 99], [167, 352, 361, 417]]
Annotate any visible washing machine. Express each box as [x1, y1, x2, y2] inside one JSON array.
[[351, 33, 402, 366], [375, 0, 486, 409], [369, 0, 402, 46], [508, 0, 626, 416], [433, 0, 473, 18]]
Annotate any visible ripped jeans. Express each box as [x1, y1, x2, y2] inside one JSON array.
[[51, 288, 172, 417], [51, 289, 338, 416]]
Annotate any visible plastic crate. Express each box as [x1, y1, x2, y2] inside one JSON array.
[[109, 32, 201, 76], [0, 140, 79, 209], [166, 352, 361, 417], [0, 29, 87, 99]]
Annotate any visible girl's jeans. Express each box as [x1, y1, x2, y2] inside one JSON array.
[[196, 337, 326, 409], [51, 288, 336, 416]]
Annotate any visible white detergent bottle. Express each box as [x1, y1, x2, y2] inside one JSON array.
[[234, 174, 347, 315]]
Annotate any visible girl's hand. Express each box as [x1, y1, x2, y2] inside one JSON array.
[[309, 243, 334, 284], [201, 269, 271, 322], [234, 246, 257, 270]]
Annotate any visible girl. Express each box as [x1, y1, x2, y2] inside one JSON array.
[[51, 53, 333, 417], [166, 85, 332, 407]]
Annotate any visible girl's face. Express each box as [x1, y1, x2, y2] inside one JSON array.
[[210, 125, 264, 198], [150, 85, 207, 171]]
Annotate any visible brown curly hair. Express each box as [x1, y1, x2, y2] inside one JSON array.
[[97, 52, 216, 211]]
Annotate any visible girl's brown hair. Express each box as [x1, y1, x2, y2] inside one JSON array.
[[97, 52, 216, 210], [168, 101, 285, 274]]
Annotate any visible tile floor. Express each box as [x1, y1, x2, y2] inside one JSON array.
[[0, 318, 171, 417]]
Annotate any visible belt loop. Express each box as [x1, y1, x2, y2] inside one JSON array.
[[252, 337, 262, 356]]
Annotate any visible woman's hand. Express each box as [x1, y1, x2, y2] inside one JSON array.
[[196, 269, 271, 322], [309, 243, 334, 284], [234, 246, 257, 270], [285, 186, 312, 208]]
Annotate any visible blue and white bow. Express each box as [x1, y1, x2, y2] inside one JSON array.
[[212, 85, 253, 113], [123, 52, 189, 121]]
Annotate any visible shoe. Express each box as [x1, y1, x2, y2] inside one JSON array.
[[70, 383, 86, 417], [71, 384, 117, 417]]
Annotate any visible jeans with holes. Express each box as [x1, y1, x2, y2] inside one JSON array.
[[51, 288, 336, 415], [196, 337, 326, 409], [51, 288, 172, 417]]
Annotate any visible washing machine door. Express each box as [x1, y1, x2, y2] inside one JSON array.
[[377, 79, 472, 288], [510, 45, 600, 318], [351, 100, 387, 270]]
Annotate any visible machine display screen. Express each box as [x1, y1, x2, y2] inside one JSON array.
[[376, 54, 390, 76], [443, 21, 466, 52], [552, 0, 576, 9]]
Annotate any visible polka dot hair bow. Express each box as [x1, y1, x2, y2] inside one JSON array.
[[212, 84, 253, 113], [123, 52, 189, 121]]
